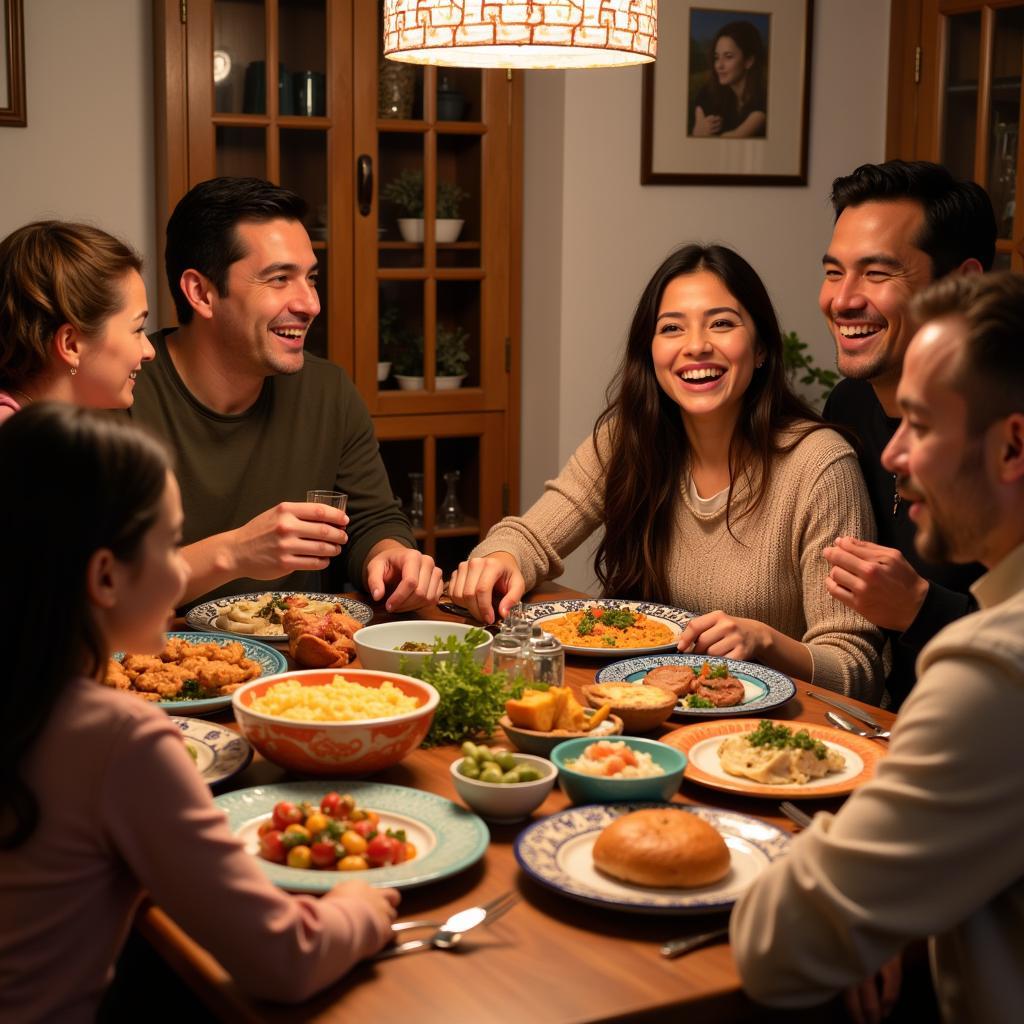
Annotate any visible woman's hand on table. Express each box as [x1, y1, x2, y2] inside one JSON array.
[[448, 553, 525, 625], [676, 610, 771, 660]]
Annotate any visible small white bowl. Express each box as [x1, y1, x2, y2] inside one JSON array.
[[449, 752, 556, 823], [354, 620, 492, 674]]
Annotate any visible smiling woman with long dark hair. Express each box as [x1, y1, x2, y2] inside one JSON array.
[[450, 245, 884, 700]]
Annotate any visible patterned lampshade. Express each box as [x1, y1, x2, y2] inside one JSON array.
[[383, 1, 658, 70]]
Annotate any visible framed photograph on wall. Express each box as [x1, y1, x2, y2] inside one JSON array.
[[1, 0, 26, 127], [641, 0, 813, 186]]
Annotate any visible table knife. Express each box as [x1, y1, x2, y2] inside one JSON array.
[[806, 690, 882, 730]]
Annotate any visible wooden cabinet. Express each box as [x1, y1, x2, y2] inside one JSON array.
[[154, 0, 523, 570], [887, 0, 1024, 269]]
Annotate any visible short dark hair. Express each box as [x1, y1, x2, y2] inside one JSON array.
[[164, 177, 308, 324], [910, 271, 1024, 434], [829, 160, 996, 277]]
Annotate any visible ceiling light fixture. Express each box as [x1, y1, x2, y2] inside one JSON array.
[[383, 1, 657, 70]]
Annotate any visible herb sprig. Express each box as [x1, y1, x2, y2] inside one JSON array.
[[747, 720, 828, 760], [401, 628, 534, 746]]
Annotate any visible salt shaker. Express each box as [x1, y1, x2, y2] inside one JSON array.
[[492, 621, 526, 680], [526, 625, 565, 688]]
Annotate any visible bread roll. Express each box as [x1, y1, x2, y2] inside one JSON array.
[[592, 808, 730, 888]]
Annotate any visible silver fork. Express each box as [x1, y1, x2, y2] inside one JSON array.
[[825, 710, 891, 741], [779, 801, 813, 829], [375, 891, 519, 960]]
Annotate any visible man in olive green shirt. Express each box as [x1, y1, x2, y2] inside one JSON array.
[[131, 177, 441, 610]]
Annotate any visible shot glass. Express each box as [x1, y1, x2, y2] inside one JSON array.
[[306, 490, 348, 512]]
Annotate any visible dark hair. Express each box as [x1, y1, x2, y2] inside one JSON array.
[[910, 271, 1024, 434], [703, 20, 766, 120], [829, 160, 996, 277], [0, 221, 142, 392], [0, 404, 170, 848], [165, 176, 308, 325], [594, 244, 826, 601]]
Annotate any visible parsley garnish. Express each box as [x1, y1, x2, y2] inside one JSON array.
[[402, 629, 535, 746], [747, 720, 828, 759], [684, 694, 715, 708]]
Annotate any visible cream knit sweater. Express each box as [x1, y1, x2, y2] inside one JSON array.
[[473, 424, 885, 701]]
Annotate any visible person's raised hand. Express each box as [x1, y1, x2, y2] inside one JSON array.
[[229, 502, 348, 580], [692, 108, 722, 137], [364, 544, 443, 613], [823, 536, 929, 632], [447, 553, 525, 625], [676, 609, 770, 661]]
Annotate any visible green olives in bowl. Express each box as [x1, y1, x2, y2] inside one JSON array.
[[449, 745, 556, 823]]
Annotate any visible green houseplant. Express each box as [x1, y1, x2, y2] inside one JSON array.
[[782, 330, 839, 407], [380, 169, 469, 242], [436, 323, 470, 382], [377, 304, 402, 382]]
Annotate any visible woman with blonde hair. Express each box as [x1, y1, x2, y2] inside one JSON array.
[[0, 220, 153, 422]]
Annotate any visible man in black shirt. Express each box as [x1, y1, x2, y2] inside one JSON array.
[[818, 161, 996, 706]]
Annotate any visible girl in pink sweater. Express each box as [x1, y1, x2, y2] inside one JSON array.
[[0, 404, 399, 1022]]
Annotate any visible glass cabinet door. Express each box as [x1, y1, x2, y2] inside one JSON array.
[[352, 0, 509, 411], [934, 1, 1024, 270], [184, 0, 351, 364]]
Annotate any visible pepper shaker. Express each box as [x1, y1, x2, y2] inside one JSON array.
[[526, 625, 564, 688]]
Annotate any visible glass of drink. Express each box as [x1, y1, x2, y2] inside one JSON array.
[[306, 490, 348, 511]]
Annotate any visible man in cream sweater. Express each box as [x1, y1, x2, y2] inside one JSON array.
[[731, 271, 1024, 1023]]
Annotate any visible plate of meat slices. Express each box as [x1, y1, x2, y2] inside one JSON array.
[[594, 655, 796, 718], [104, 632, 287, 715]]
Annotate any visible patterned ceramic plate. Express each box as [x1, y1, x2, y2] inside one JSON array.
[[661, 719, 883, 800], [515, 802, 790, 915], [595, 654, 796, 717], [112, 632, 287, 716], [185, 591, 373, 643], [521, 599, 694, 658], [171, 716, 253, 786], [216, 781, 489, 893]]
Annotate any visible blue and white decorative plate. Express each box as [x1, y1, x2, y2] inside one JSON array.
[[113, 632, 287, 716], [521, 599, 694, 658], [595, 654, 796, 717], [515, 802, 790, 915], [216, 781, 490, 894], [185, 591, 373, 643], [171, 716, 253, 786]]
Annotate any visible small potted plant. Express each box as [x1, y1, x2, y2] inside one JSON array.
[[435, 323, 470, 389], [377, 303, 403, 382], [380, 169, 468, 243], [392, 332, 425, 390]]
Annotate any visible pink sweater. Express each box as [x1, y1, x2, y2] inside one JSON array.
[[0, 679, 391, 1022]]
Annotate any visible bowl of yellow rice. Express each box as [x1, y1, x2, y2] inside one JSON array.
[[232, 668, 439, 775]]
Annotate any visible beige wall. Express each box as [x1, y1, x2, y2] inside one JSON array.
[[0, 0, 157, 302], [521, 0, 892, 591]]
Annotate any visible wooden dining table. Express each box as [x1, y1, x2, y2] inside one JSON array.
[[138, 586, 898, 1023]]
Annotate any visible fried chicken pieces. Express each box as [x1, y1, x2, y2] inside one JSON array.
[[103, 639, 260, 702], [283, 603, 361, 668]]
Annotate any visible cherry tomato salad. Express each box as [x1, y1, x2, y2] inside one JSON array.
[[257, 791, 416, 871]]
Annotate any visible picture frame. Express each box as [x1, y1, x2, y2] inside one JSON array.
[[0, 0, 26, 128], [641, 0, 813, 186]]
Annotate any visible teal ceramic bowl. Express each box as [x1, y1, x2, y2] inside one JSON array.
[[550, 736, 687, 804]]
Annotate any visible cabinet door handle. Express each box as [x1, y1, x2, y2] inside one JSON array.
[[357, 154, 373, 216]]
